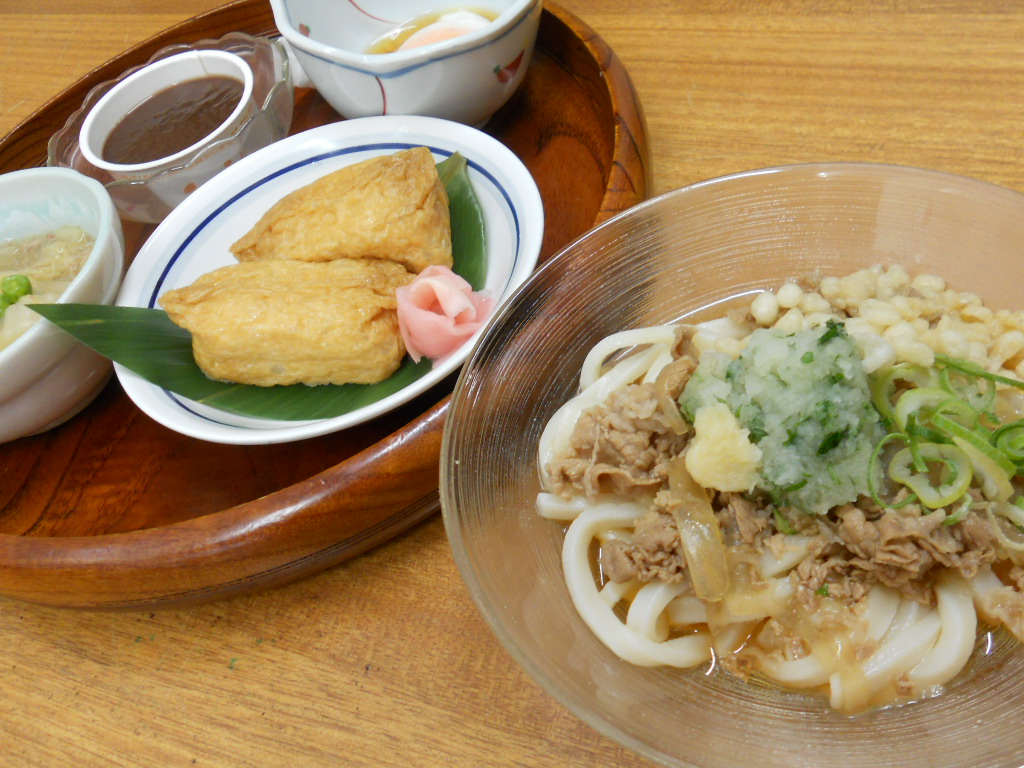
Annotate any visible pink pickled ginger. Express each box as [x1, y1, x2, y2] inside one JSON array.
[[396, 265, 494, 363]]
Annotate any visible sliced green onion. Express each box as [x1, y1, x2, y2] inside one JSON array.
[[870, 363, 939, 423], [997, 499, 1024, 529], [904, 419, 952, 446], [993, 420, 1024, 465], [941, 495, 973, 526], [935, 353, 1024, 393], [939, 364, 995, 415], [868, 432, 918, 509], [985, 504, 1024, 552], [932, 412, 1016, 475], [905, 415, 929, 473], [953, 432, 1015, 502], [933, 395, 982, 429], [868, 354, 1024, 515], [930, 410, 1016, 502], [888, 442, 973, 509], [894, 387, 959, 431]]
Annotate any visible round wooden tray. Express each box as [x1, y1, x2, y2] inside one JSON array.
[[0, 0, 649, 609]]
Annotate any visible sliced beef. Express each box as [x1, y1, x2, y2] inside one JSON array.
[[793, 504, 998, 605], [547, 382, 690, 498], [602, 508, 688, 584], [717, 491, 772, 546], [838, 505, 996, 584]]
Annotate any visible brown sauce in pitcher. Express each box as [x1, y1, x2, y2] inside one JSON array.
[[101, 75, 244, 165]]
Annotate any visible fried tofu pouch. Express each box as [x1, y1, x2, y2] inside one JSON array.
[[229, 146, 452, 274], [160, 259, 414, 387]]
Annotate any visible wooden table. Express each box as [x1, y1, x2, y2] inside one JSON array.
[[3, 2, 1024, 765]]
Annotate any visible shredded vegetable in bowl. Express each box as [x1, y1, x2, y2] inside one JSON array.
[[537, 264, 1024, 713]]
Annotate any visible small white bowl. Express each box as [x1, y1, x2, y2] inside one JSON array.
[[0, 168, 125, 444], [271, 0, 542, 126], [78, 50, 255, 212], [115, 115, 544, 445]]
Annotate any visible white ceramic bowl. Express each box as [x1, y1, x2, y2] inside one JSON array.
[[116, 115, 544, 445], [271, 0, 542, 126], [0, 168, 125, 444]]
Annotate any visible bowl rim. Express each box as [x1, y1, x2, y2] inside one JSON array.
[[0, 166, 122, 368], [484, 158, 1024, 304], [270, 0, 540, 75], [441, 159, 1024, 768]]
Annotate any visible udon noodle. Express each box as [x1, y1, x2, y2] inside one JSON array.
[[537, 265, 1024, 713]]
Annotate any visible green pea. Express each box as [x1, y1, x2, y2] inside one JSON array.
[[1, 274, 32, 304]]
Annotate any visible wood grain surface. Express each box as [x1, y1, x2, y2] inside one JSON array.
[[3, 1, 1024, 766]]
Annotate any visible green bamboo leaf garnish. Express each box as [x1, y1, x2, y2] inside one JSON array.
[[30, 153, 485, 422], [437, 152, 487, 290]]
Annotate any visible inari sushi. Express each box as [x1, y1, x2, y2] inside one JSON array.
[[230, 146, 453, 274], [160, 258, 414, 387]]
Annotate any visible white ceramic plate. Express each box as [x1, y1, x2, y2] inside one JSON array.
[[115, 115, 544, 444]]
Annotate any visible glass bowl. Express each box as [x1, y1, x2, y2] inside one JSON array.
[[47, 32, 293, 224], [440, 163, 1024, 768]]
